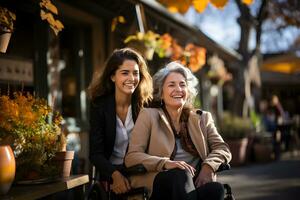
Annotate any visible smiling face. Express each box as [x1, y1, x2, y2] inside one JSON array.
[[111, 59, 140, 96], [162, 72, 188, 110]]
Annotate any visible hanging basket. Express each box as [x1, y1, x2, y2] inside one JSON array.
[[127, 40, 155, 60], [0, 32, 12, 53]]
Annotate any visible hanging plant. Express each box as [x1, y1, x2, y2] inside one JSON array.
[[124, 31, 160, 60], [0, 6, 16, 33], [0, 7, 16, 53]]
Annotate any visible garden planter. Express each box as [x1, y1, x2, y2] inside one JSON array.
[[51, 151, 74, 177], [0, 32, 12, 53], [253, 143, 273, 162], [0, 145, 15, 195], [227, 138, 248, 166]]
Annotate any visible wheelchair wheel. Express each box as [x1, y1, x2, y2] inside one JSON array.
[[85, 182, 108, 200]]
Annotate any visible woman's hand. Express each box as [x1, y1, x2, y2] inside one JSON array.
[[194, 164, 214, 187], [163, 160, 196, 177], [111, 170, 131, 194]]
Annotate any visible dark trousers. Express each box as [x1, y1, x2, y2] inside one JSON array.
[[150, 169, 224, 200]]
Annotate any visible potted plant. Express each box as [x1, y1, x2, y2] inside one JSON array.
[[0, 92, 73, 182], [124, 30, 160, 60], [219, 112, 253, 166], [0, 6, 16, 53]]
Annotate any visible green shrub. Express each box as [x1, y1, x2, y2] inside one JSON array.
[[219, 112, 253, 140]]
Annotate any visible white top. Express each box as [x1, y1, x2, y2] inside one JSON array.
[[109, 105, 134, 165], [174, 138, 200, 168]]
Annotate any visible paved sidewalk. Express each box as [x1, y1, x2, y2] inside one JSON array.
[[218, 152, 300, 200]]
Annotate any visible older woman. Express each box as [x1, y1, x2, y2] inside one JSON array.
[[125, 62, 231, 200]]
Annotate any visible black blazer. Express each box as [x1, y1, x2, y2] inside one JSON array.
[[89, 93, 138, 178]]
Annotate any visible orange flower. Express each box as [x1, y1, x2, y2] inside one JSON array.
[[171, 40, 184, 60], [184, 43, 206, 72]]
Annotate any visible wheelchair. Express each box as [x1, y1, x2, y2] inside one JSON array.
[[85, 164, 148, 200], [85, 163, 233, 200]]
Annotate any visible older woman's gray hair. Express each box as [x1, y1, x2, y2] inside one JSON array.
[[152, 61, 199, 106]]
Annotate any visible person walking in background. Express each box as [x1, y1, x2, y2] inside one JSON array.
[[125, 62, 231, 200], [88, 48, 152, 198], [259, 99, 280, 160], [271, 95, 292, 154]]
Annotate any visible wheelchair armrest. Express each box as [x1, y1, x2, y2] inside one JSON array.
[[123, 187, 148, 197], [123, 164, 147, 176], [216, 163, 231, 172]]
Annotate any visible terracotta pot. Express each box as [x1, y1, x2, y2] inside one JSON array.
[[254, 143, 273, 162], [51, 151, 74, 178], [227, 138, 249, 166], [0, 32, 12, 53], [0, 145, 15, 195]]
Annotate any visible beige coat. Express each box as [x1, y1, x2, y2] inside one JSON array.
[[125, 108, 231, 195]]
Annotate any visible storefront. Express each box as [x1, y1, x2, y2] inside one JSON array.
[[0, 0, 240, 173]]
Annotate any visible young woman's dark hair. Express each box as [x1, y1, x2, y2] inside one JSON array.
[[88, 48, 152, 111]]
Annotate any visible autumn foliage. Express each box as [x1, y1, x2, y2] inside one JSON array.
[[39, 0, 64, 35], [0, 92, 65, 180], [158, 0, 254, 14], [125, 31, 206, 72]]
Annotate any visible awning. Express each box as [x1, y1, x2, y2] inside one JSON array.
[[262, 53, 300, 74]]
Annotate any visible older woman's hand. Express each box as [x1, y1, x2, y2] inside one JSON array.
[[194, 164, 214, 187], [163, 160, 196, 177]]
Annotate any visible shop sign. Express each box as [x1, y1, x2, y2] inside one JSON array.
[[0, 57, 33, 84]]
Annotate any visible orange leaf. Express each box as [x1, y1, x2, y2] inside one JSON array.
[[168, 6, 179, 13], [111, 16, 126, 32], [178, 0, 191, 14], [40, 0, 58, 15], [160, 0, 192, 14], [242, 0, 254, 5], [118, 16, 126, 23], [193, 0, 209, 13], [111, 18, 117, 32], [210, 0, 229, 9]]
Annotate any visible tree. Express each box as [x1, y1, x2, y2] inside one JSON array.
[[232, 0, 300, 116], [157, 0, 300, 116]]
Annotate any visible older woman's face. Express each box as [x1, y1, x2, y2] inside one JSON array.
[[162, 72, 188, 109]]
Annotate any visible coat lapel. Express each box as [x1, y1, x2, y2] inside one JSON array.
[[105, 94, 117, 156], [157, 109, 176, 154], [188, 113, 207, 160], [158, 109, 174, 136]]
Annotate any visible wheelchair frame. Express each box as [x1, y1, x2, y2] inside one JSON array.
[[85, 164, 148, 200], [85, 163, 232, 200]]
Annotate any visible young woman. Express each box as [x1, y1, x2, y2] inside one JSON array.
[[125, 62, 231, 200], [88, 48, 152, 196]]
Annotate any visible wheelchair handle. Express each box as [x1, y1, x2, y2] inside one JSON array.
[[123, 164, 147, 176], [216, 163, 231, 172]]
